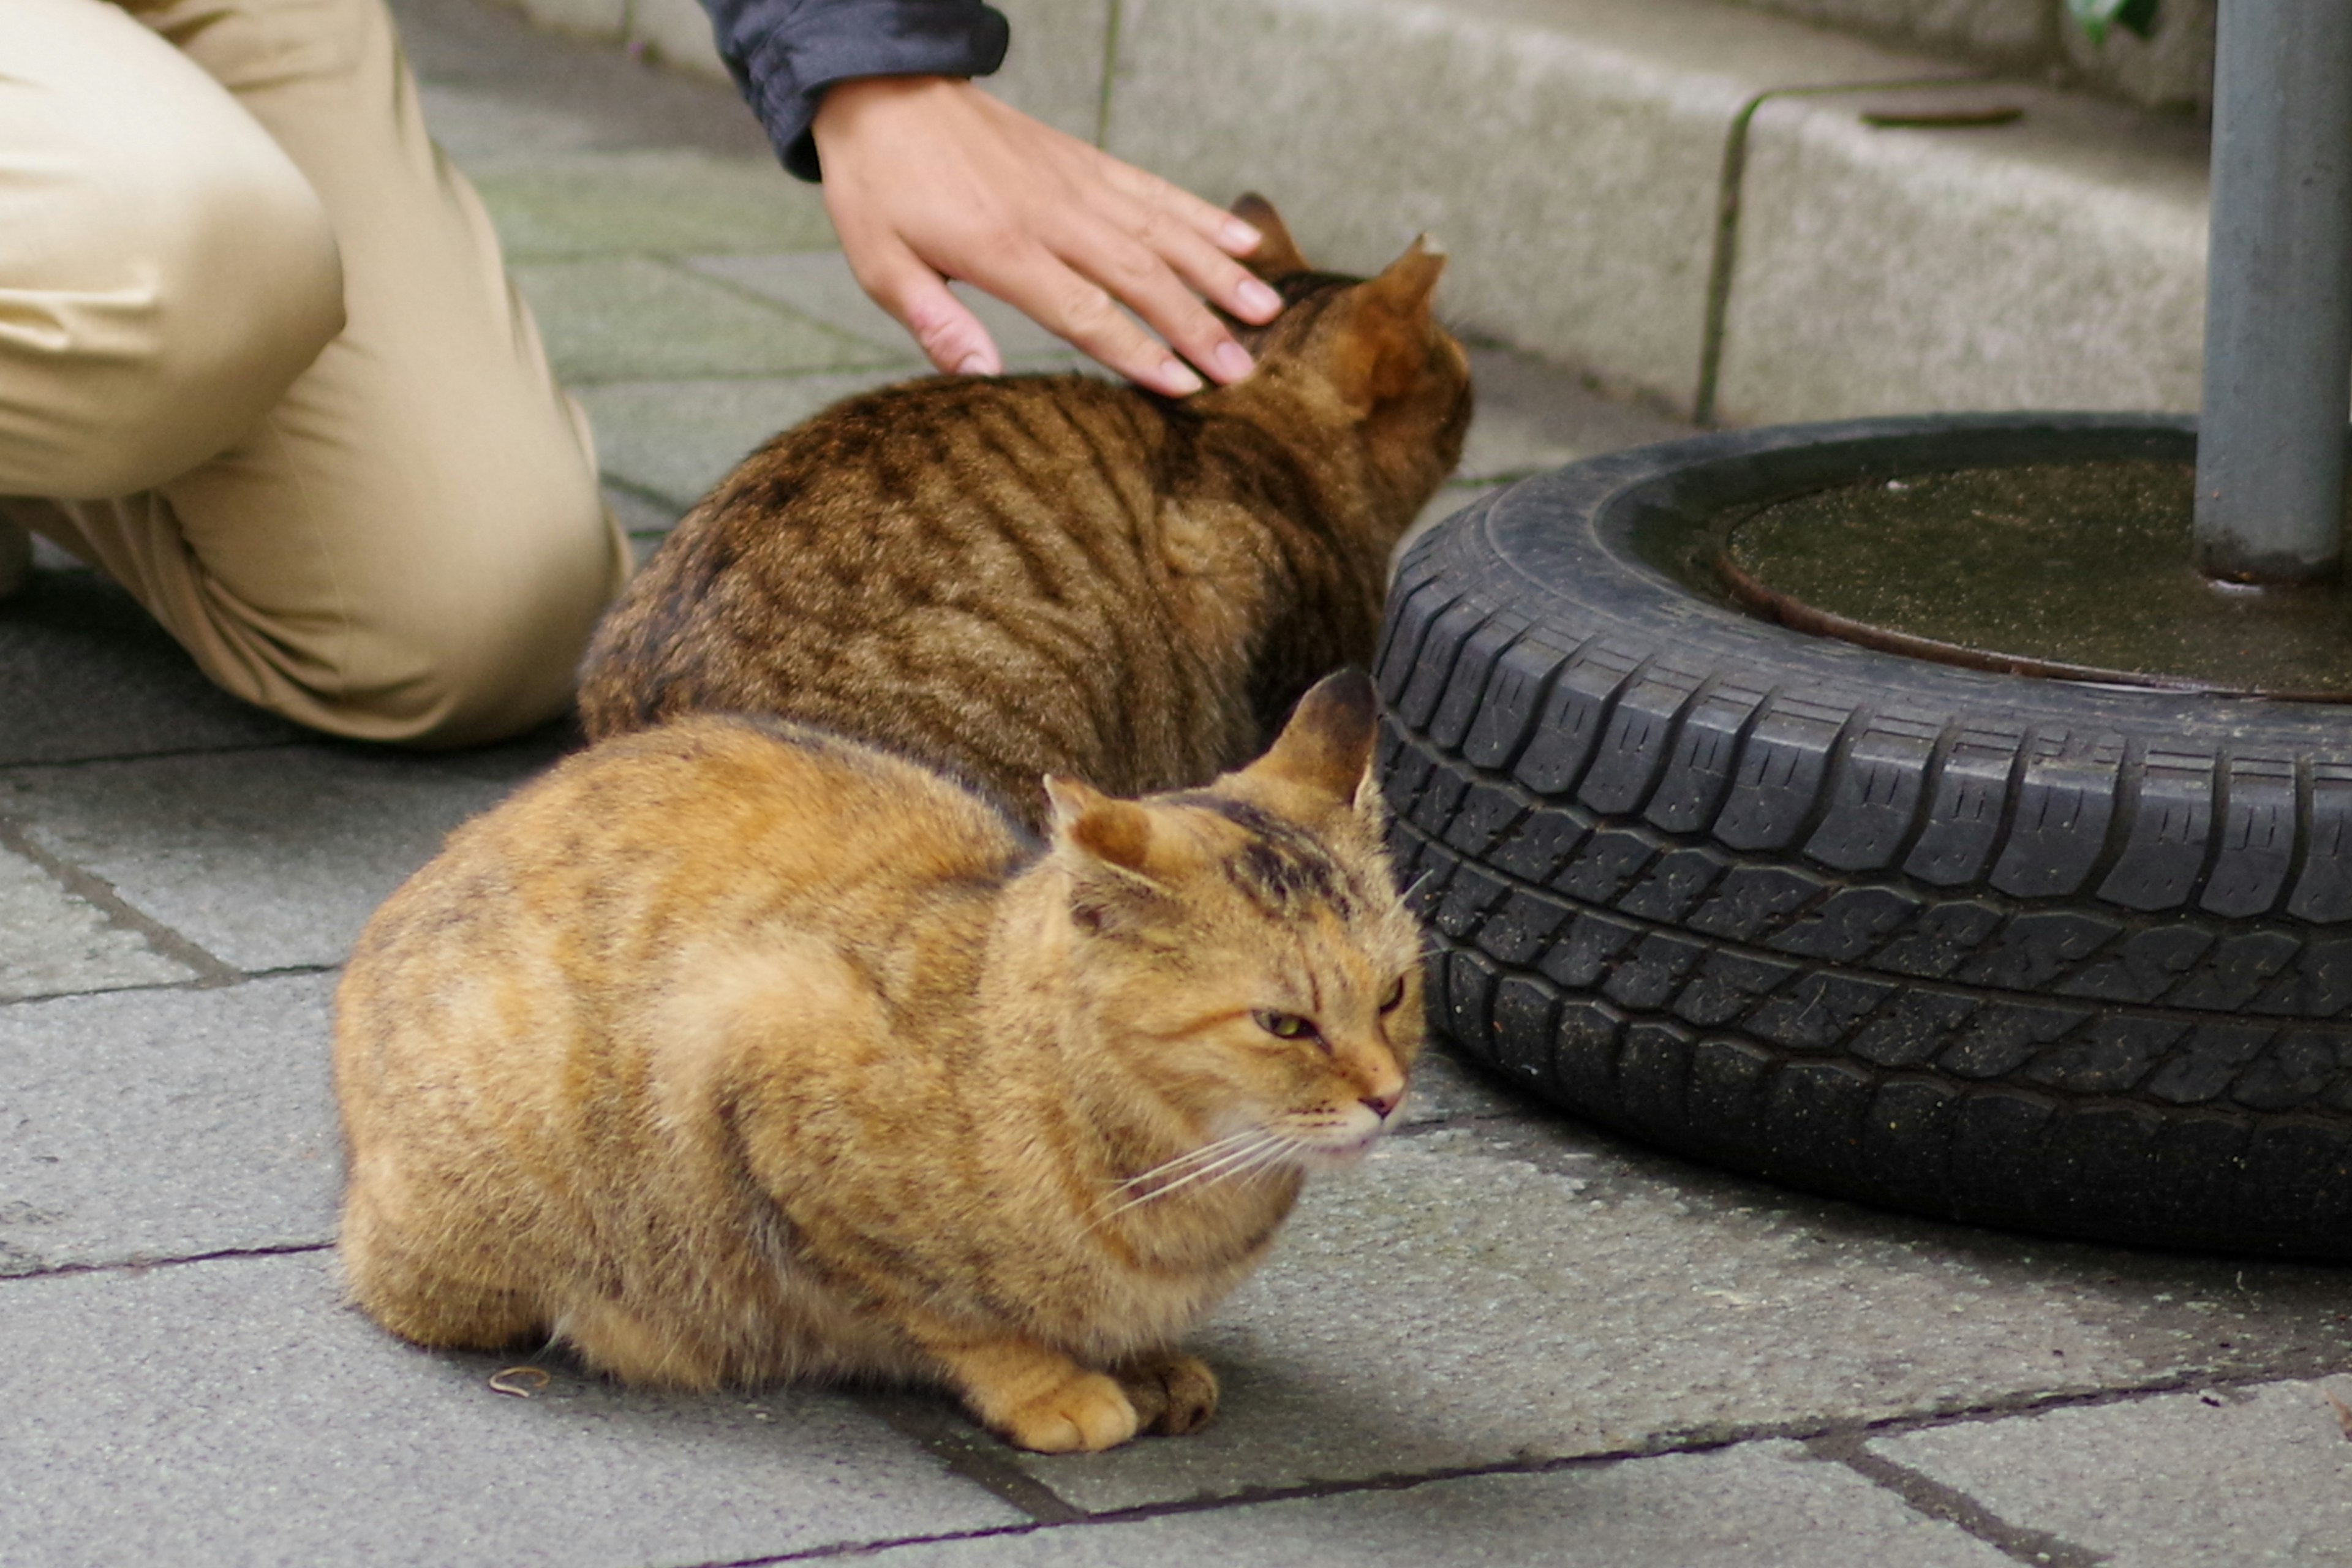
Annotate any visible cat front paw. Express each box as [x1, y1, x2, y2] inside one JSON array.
[[989, 1369, 1140, 1453], [1116, 1351, 1219, 1436]]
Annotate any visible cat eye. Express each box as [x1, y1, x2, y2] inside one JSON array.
[[1254, 1010, 1319, 1042], [1378, 976, 1408, 1012]]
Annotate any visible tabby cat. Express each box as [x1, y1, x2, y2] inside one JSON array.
[[334, 670, 1423, 1453], [575, 196, 1472, 829]]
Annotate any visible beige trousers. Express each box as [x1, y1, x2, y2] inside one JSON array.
[[0, 0, 631, 745]]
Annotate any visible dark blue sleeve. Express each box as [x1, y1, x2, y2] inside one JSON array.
[[695, 0, 1011, 181]]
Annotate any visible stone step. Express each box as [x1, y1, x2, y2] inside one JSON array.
[[489, 0, 2211, 427]]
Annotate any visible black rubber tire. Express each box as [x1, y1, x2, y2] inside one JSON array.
[[1376, 413, 2352, 1258]]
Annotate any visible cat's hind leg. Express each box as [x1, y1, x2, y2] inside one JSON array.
[[338, 1193, 545, 1351], [1112, 1350, 1219, 1436], [556, 1298, 732, 1391]]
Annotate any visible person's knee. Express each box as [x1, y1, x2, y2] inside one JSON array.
[[12, 137, 344, 500], [322, 498, 631, 749]]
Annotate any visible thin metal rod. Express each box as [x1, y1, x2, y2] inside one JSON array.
[[2193, 0, 2352, 582]]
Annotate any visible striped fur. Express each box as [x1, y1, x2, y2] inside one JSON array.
[[576, 198, 1471, 829], [334, 673, 1423, 1453]]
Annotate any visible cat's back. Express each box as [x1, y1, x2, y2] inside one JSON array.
[[578, 375, 1178, 731], [340, 716, 1029, 1046]]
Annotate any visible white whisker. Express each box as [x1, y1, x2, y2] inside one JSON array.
[[1111, 1128, 1267, 1194], [1092, 1130, 1287, 1226]]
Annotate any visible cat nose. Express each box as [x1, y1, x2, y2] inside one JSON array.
[[1360, 1090, 1401, 1120]]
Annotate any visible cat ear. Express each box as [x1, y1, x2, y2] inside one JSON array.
[[1246, 669, 1380, 808], [1232, 193, 1312, 280], [1326, 236, 1447, 410], [1045, 775, 1163, 881]]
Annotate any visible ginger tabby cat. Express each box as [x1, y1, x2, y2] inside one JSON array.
[[575, 197, 1471, 831], [334, 671, 1423, 1452]]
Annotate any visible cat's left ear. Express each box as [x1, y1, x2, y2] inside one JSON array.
[[1047, 776, 1188, 933], [1047, 777, 1158, 871], [1327, 236, 1447, 412], [1232, 193, 1313, 280], [1246, 669, 1380, 812]]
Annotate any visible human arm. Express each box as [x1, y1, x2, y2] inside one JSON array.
[[696, 0, 1280, 393]]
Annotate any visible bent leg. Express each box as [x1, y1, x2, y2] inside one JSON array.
[[0, 0, 345, 497], [4, 0, 628, 744]]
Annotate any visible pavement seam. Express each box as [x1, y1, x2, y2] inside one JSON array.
[[0, 962, 339, 1013], [1805, 1430, 2111, 1567], [849, 1389, 1089, 1525], [0, 812, 241, 987], [2, 1240, 335, 1285]]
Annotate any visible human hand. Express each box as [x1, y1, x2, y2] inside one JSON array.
[[809, 75, 1284, 396]]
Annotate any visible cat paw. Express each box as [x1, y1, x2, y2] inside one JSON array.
[[990, 1370, 1140, 1453], [1115, 1351, 1219, 1436]]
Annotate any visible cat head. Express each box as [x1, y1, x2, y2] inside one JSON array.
[[1213, 195, 1473, 514], [1041, 670, 1426, 1170]]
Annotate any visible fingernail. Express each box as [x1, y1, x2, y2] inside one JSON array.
[[956, 352, 995, 376], [1222, 217, 1264, 252], [1158, 360, 1205, 396], [1211, 340, 1254, 382], [1237, 279, 1283, 320]]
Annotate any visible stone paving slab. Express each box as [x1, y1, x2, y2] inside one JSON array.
[[580, 372, 913, 510], [0, 569, 301, 766], [871, 1443, 2008, 1566], [0, 740, 564, 973], [1873, 1378, 2352, 1567], [1005, 1114, 2352, 1512], [396, 0, 771, 161], [0, 1251, 1021, 1568], [512, 254, 892, 383], [687, 250, 1074, 363], [0, 843, 192, 1004], [1454, 345, 1689, 481], [475, 150, 836, 259], [0, 976, 339, 1274]]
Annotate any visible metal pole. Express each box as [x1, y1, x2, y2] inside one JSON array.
[[2192, 0, 2352, 583]]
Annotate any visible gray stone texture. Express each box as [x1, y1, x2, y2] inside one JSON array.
[[579, 372, 917, 508], [1716, 78, 2208, 423], [475, 152, 835, 259], [1727, 0, 2214, 115], [986, 0, 1119, 144], [870, 1444, 2011, 1566], [1104, 0, 1928, 412], [687, 249, 1077, 362], [1874, 1379, 2352, 1566], [1101, 0, 2214, 424], [1000, 1117, 2352, 1513], [0, 844, 192, 1003], [0, 976, 340, 1273], [512, 254, 891, 382], [0, 1252, 1022, 1568], [0, 741, 563, 973], [0, 570, 301, 765]]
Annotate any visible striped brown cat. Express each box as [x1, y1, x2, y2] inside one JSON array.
[[575, 197, 1472, 829], [333, 671, 1423, 1453]]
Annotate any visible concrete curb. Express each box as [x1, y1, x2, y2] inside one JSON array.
[[489, 0, 2211, 425]]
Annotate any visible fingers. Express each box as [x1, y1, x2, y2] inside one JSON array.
[[1052, 220, 1252, 385], [967, 244, 1205, 396], [812, 75, 1290, 394], [837, 225, 1003, 375]]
